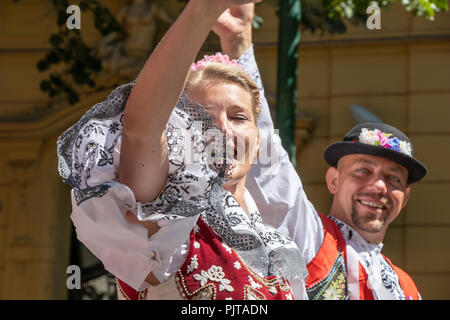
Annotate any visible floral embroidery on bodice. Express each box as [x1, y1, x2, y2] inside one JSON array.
[[176, 216, 294, 300]]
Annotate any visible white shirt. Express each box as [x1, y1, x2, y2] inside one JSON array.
[[329, 216, 406, 300]]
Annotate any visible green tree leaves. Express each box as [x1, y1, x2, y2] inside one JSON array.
[[14, 0, 123, 105]]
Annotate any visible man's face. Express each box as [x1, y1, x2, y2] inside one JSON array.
[[326, 154, 411, 242]]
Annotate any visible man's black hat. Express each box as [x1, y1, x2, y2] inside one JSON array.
[[324, 122, 427, 184]]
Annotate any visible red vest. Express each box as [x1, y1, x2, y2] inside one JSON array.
[[305, 212, 420, 300], [117, 216, 293, 300]]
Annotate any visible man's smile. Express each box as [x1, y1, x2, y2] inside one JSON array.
[[355, 195, 390, 214]]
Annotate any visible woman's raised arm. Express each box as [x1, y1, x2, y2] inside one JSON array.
[[119, 0, 224, 202], [119, 0, 260, 202]]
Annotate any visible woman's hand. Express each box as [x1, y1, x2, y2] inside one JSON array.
[[212, 4, 255, 59], [125, 210, 161, 238]]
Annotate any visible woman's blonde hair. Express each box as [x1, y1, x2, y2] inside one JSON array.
[[185, 62, 261, 122]]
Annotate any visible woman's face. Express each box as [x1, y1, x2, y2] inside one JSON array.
[[188, 82, 259, 186]]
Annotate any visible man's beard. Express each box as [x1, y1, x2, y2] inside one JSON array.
[[351, 201, 388, 234]]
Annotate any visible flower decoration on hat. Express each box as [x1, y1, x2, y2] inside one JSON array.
[[356, 128, 412, 157]]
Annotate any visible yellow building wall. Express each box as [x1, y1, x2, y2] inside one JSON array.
[[289, 4, 450, 299], [0, 0, 449, 299]]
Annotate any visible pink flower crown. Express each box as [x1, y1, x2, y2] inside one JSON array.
[[190, 52, 246, 74]]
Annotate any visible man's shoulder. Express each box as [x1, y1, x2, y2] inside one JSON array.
[[317, 212, 340, 233], [315, 212, 347, 248], [382, 255, 415, 281]]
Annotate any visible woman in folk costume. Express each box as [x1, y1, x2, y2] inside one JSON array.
[[57, 0, 308, 300]]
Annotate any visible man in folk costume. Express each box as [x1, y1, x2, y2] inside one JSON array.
[[318, 123, 428, 299], [253, 122, 428, 300]]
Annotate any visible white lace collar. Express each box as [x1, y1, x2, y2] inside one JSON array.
[[329, 215, 405, 300], [328, 216, 384, 254]]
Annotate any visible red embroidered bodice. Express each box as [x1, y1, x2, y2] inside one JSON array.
[[175, 216, 293, 300], [117, 216, 294, 300]]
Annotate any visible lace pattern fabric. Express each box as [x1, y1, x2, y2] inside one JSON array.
[[57, 81, 135, 190]]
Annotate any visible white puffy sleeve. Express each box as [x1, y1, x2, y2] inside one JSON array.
[[239, 46, 324, 263]]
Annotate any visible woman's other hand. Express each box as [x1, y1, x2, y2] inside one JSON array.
[[212, 4, 255, 59]]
